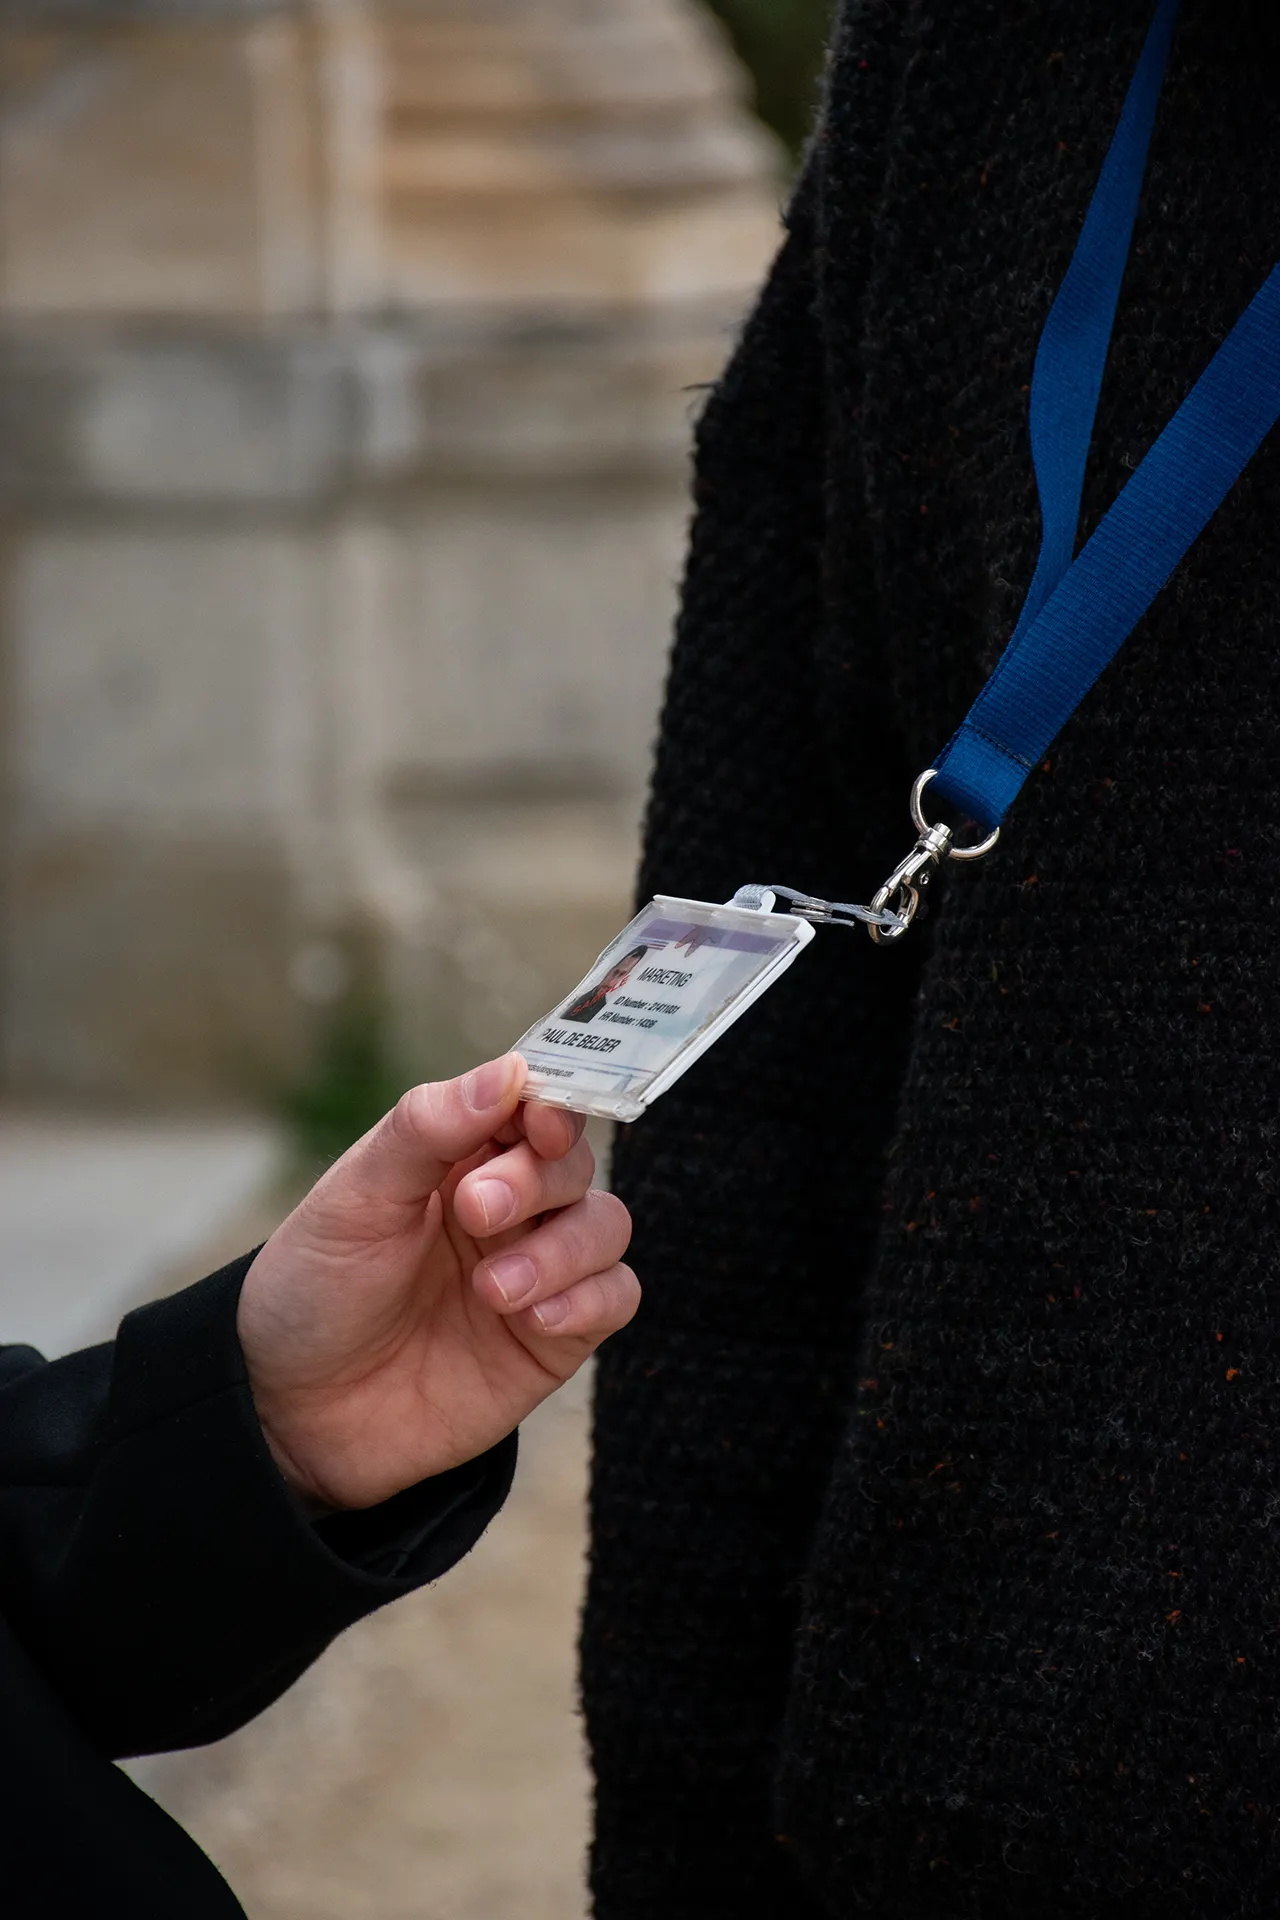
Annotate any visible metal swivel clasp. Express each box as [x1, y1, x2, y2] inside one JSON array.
[[868, 770, 1000, 945], [868, 820, 954, 942]]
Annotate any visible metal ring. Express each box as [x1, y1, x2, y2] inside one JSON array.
[[910, 770, 1001, 862]]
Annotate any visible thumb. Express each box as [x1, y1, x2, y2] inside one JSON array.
[[333, 1053, 528, 1214]]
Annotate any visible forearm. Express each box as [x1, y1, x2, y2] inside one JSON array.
[[0, 1254, 516, 1758]]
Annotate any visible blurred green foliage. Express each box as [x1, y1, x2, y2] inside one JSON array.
[[703, 0, 831, 155], [280, 997, 407, 1173]]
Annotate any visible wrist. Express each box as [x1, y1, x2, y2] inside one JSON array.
[[254, 1405, 337, 1516]]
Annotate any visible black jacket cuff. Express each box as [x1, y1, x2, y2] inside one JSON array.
[[16, 1250, 515, 1755], [111, 1248, 519, 1591]]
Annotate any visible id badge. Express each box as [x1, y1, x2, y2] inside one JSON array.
[[512, 894, 815, 1122]]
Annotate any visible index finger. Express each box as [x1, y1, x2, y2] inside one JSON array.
[[520, 1098, 587, 1161], [493, 1097, 586, 1161]]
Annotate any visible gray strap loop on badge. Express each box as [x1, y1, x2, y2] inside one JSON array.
[[728, 883, 905, 935]]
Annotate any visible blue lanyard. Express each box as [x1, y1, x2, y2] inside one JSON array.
[[929, 0, 1280, 836], [746, 0, 1280, 942]]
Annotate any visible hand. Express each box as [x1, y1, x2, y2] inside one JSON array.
[[237, 1053, 637, 1511]]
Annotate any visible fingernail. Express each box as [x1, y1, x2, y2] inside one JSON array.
[[533, 1292, 570, 1331], [472, 1177, 515, 1232], [463, 1056, 513, 1112], [485, 1254, 537, 1306]]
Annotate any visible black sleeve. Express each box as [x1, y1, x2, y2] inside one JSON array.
[[0, 1251, 516, 1760], [579, 76, 922, 1920]]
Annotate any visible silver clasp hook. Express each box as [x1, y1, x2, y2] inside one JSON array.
[[868, 820, 953, 943], [868, 770, 1001, 945]]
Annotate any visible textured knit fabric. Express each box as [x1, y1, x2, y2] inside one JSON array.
[[582, 2, 1280, 1915]]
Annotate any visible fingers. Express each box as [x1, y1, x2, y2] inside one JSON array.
[[472, 1188, 632, 1318], [520, 1100, 587, 1162], [453, 1132, 596, 1238], [333, 1053, 528, 1214], [491, 1100, 586, 1161], [519, 1263, 641, 1347]]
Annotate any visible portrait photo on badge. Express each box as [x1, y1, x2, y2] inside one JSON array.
[[513, 894, 814, 1121]]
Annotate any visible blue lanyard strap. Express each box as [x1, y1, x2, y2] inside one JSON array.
[[753, 0, 1280, 946], [928, 0, 1280, 834]]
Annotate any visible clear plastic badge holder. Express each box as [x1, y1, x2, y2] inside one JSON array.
[[513, 895, 815, 1123]]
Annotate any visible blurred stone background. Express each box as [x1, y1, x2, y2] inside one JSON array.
[[0, 0, 789, 1114], [0, 1, 824, 1914]]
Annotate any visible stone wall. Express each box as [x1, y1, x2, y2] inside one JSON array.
[[0, 0, 782, 1105]]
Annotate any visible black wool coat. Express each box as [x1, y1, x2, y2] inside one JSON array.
[[0, 1252, 514, 1917], [582, 1, 1280, 1915]]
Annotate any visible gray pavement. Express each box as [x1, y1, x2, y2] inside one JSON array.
[[0, 1111, 283, 1355]]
